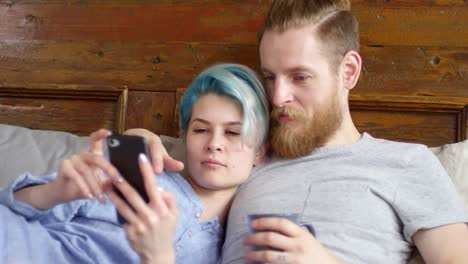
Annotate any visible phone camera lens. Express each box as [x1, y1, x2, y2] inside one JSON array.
[[108, 138, 120, 148]]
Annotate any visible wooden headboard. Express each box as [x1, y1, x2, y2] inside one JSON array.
[[1, 84, 466, 148], [0, 1, 467, 148], [349, 94, 467, 147]]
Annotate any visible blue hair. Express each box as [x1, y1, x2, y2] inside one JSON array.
[[179, 63, 269, 150]]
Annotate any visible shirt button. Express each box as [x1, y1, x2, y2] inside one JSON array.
[[188, 230, 193, 237], [195, 212, 201, 218], [176, 245, 181, 252]]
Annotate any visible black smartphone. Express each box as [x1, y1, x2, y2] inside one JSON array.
[[106, 134, 150, 223]]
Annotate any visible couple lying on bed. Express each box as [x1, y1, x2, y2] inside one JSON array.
[[2, 0, 468, 263]]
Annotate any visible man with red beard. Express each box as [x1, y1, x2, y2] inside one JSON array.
[[127, 0, 468, 263]]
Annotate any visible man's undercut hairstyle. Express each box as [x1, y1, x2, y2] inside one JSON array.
[[259, 0, 359, 72]]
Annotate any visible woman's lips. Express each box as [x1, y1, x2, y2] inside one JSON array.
[[201, 158, 226, 168]]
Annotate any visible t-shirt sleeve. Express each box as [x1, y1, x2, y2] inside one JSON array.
[[393, 146, 468, 242]]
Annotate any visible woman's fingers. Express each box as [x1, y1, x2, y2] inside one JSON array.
[[70, 154, 104, 200], [108, 190, 141, 225], [89, 129, 111, 155], [61, 151, 121, 199], [138, 154, 168, 216], [161, 191, 178, 216], [59, 158, 94, 199], [81, 151, 122, 182]]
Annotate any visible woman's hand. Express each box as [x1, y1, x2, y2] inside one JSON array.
[[14, 129, 121, 209], [243, 217, 343, 264], [123, 128, 184, 174], [108, 153, 178, 264], [53, 129, 121, 202]]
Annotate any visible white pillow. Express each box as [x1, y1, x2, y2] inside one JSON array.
[[431, 140, 468, 211], [0, 124, 88, 187]]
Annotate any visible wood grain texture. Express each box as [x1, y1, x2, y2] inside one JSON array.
[[0, 85, 127, 135], [0, 0, 466, 143], [0, 40, 199, 90], [0, 2, 467, 46], [1, 41, 466, 97], [125, 90, 176, 136], [350, 94, 468, 146]]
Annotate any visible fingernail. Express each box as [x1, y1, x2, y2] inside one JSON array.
[[157, 187, 164, 192], [139, 153, 149, 163], [112, 171, 124, 183], [88, 194, 95, 200], [98, 194, 105, 203]]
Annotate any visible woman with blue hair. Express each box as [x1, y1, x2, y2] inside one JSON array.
[[110, 63, 269, 263], [1, 63, 269, 264]]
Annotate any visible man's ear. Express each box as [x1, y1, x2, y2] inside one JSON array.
[[341, 50, 362, 91], [254, 143, 268, 166]]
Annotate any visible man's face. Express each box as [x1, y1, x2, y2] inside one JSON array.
[[259, 25, 344, 158]]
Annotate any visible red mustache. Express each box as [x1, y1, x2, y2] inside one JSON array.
[[270, 107, 308, 121]]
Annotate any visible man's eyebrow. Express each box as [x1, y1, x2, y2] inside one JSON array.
[[260, 66, 316, 75], [286, 66, 316, 75]]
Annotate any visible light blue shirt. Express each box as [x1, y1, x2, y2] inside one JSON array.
[[0, 172, 223, 264]]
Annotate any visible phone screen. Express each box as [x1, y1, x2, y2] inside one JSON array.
[[106, 134, 149, 223]]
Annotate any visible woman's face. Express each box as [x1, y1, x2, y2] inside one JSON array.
[[185, 94, 262, 193]]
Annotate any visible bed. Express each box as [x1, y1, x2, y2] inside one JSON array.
[[0, 93, 467, 264]]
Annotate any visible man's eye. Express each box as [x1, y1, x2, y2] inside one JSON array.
[[293, 75, 309, 81], [263, 75, 275, 81]]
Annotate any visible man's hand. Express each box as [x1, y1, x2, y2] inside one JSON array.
[[123, 128, 184, 174], [243, 217, 343, 264]]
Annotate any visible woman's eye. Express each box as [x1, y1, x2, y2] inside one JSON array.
[[263, 75, 275, 81], [226, 131, 240, 136], [193, 128, 207, 133]]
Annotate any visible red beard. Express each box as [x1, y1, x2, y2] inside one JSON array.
[[269, 95, 343, 159]]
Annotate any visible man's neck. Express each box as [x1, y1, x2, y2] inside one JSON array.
[[323, 113, 361, 147]]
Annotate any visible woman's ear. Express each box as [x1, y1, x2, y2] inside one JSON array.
[[253, 144, 268, 166], [341, 50, 362, 91]]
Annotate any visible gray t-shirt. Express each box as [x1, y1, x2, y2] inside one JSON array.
[[221, 133, 468, 264]]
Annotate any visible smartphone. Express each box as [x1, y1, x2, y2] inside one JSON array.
[[106, 134, 150, 223]]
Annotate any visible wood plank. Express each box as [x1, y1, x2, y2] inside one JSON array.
[[355, 6, 468, 46], [350, 94, 468, 146], [125, 91, 176, 136], [0, 40, 198, 91], [0, 2, 466, 46], [1, 40, 466, 97], [1, 0, 465, 6], [352, 110, 459, 146], [352, 0, 468, 6], [0, 2, 267, 43], [0, 85, 127, 135], [358, 45, 468, 97]]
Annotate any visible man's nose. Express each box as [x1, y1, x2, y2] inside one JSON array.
[[270, 79, 293, 107]]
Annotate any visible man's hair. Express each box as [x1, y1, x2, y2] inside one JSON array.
[[179, 63, 269, 151], [258, 0, 359, 71]]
